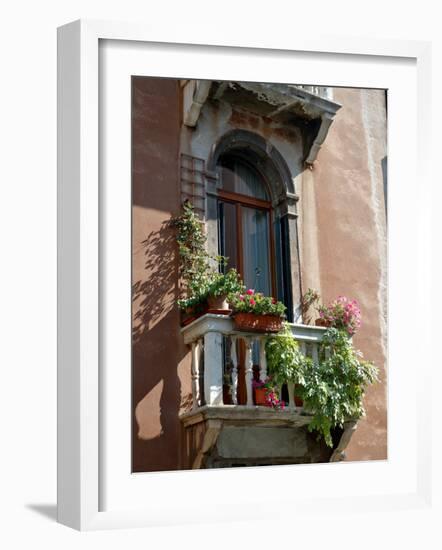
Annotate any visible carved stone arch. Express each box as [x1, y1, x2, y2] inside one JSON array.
[[207, 129, 297, 213]]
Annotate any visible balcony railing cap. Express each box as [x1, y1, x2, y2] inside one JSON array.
[[181, 313, 327, 345]]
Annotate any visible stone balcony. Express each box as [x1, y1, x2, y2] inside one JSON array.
[[179, 314, 357, 469], [181, 313, 326, 410]]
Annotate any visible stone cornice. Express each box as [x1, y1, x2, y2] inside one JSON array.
[[183, 80, 342, 165]]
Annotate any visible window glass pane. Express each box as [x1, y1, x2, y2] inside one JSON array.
[[234, 160, 268, 200], [220, 158, 269, 200], [218, 201, 238, 271], [241, 206, 271, 295]]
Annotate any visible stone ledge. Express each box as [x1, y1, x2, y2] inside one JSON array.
[[180, 313, 327, 345], [179, 404, 313, 428]]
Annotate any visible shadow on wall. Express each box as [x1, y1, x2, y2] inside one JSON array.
[[132, 220, 189, 472], [133, 221, 177, 340]]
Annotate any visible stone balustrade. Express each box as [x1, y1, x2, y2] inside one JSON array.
[[293, 84, 333, 100], [181, 314, 327, 411]]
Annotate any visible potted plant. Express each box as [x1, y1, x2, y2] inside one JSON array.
[[264, 303, 378, 448], [230, 289, 286, 333], [299, 328, 378, 446], [252, 377, 285, 408], [205, 267, 244, 312], [172, 201, 244, 323], [171, 201, 211, 323], [316, 295, 362, 335]]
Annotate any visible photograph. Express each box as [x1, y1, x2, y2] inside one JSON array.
[[131, 78, 388, 472], [1, 0, 436, 541]]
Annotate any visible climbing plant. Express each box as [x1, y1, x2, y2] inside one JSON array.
[[300, 328, 379, 446], [265, 323, 305, 386], [170, 200, 212, 309], [171, 201, 243, 309]]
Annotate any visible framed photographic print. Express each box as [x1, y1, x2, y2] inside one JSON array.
[[57, 20, 432, 530]]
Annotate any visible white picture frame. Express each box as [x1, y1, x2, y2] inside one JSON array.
[[57, 19, 433, 531]]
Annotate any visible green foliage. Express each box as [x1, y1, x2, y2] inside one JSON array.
[[206, 268, 244, 298], [300, 328, 378, 446], [317, 296, 361, 335], [171, 201, 211, 308], [230, 290, 286, 317], [171, 201, 244, 310], [266, 325, 378, 447], [265, 324, 306, 386]]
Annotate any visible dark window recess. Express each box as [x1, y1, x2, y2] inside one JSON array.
[[218, 201, 238, 272], [218, 201, 225, 268], [280, 216, 294, 323], [274, 219, 284, 304]]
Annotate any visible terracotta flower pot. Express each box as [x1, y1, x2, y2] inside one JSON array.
[[233, 313, 283, 333], [315, 317, 330, 328], [254, 387, 268, 406], [180, 303, 208, 327], [207, 294, 230, 311]]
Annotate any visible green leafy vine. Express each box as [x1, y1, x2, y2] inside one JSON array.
[[266, 327, 379, 446]]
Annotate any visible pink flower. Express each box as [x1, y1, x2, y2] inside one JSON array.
[[250, 298, 256, 306], [246, 289, 255, 295], [239, 295, 244, 301]]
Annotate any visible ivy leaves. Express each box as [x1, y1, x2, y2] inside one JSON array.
[[265, 324, 306, 386], [171, 201, 211, 307], [171, 201, 243, 309], [301, 328, 378, 446], [266, 326, 379, 447]]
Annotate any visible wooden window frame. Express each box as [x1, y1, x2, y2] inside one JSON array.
[[217, 188, 277, 299]]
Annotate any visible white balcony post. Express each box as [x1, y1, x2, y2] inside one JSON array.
[[230, 336, 238, 405], [259, 336, 267, 382], [287, 381, 295, 410], [300, 342, 306, 356], [203, 331, 224, 406], [312, 343, 319, 366], [244, 337, 254, 407], [190, 340, 201, 409]]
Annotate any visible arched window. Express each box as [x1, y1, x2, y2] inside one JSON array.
[[208, 130, 299, 323], [217, 154, 274, 298]]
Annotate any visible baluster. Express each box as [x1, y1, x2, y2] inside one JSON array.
[[203, 331, 223, 406], [198, 338, 205, 405], [312, 342, 319, 366], [191, 340, 200, 409], [259, 336, 267, 382], [300, 341, 307, 357], [278, 383, 283, 405], [287, 381, 295, 410], [244, 337, 254, 407], [230, 336, 238, 405]]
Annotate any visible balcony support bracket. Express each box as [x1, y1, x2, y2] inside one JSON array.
[[192, 419, 223, 469]]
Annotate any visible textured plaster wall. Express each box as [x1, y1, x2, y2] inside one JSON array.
[[181, 98, 305, 184], [132, 77, 192, 472], [305, 88, 388, 460]]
